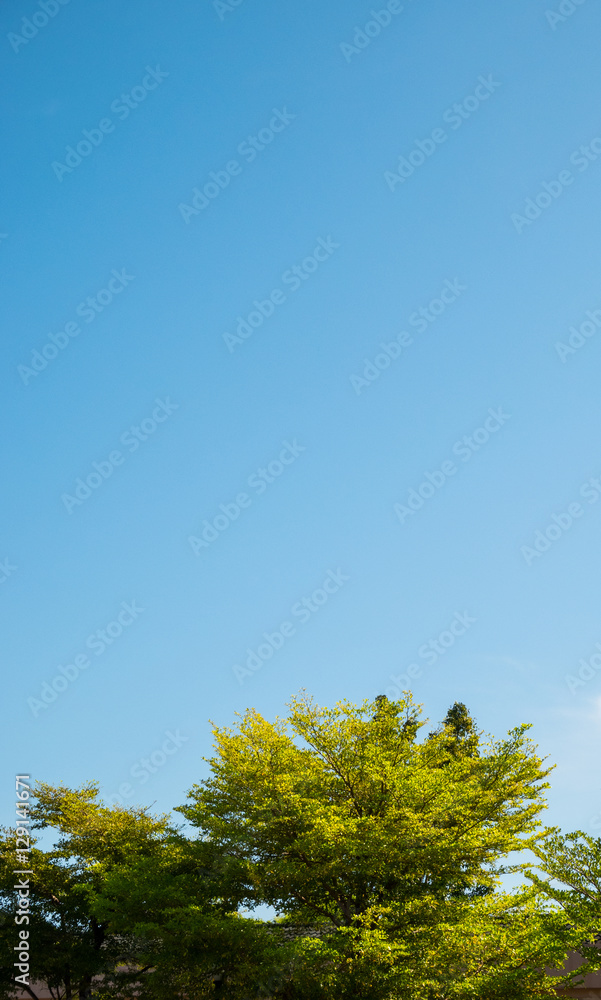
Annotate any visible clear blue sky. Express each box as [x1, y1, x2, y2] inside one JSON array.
[[2, 0, 601, 837]]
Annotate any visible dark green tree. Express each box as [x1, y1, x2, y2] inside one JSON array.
[[0, 782, 171, 1000]]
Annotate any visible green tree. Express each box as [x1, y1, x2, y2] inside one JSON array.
[[0, 782, 170, 1000], [177, 692, 578, 998], [430, 701, 479, 758], [525, 830, 601, 987], [0, 781, 291, 1000], [91, 831, 293, 999], [1, 699, 592, 999]]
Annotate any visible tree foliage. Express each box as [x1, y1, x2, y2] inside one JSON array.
[[526, 829, 601, 982], [0, 782, 171, 1000], [179, 693, 552, 926], [0, 694, 598, 999]]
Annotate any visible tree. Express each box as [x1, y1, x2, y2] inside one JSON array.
[[91, 831, 293, 999], [177, 691, 577, 997], [525, 830, 601, 987], [430, 701, 479, 758], [0, 782, 171, 1000], [1, 697, 592, 999], [0, 781, 292, 1000]]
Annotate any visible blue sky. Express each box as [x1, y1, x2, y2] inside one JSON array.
[[2, 0, 601, 841]]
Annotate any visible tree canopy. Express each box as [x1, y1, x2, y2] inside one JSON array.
[[179, 692, 552, 925], [1, 693, 599, 999]]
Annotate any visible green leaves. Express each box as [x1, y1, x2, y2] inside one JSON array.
[[525, 829, 601, 982], [2, 695, 595, 999], [179, 693, 552, 932], [0, 784, 172, 1000]]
